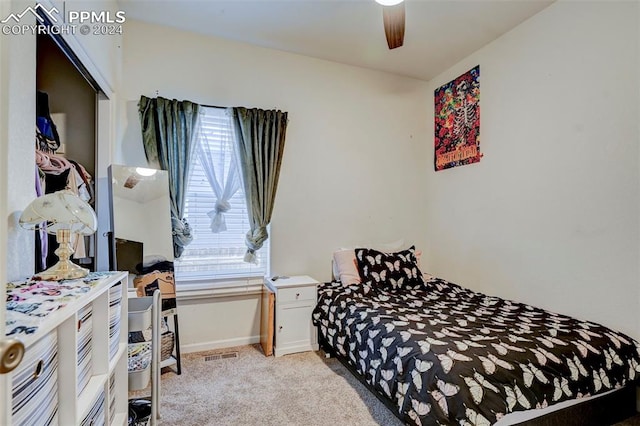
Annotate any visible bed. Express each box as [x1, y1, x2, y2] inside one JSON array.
[[312, 246, 640, 425]]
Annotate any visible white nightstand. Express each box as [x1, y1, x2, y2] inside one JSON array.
[[261, 275, 319, 357]]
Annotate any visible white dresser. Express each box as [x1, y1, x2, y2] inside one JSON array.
[[4, 271, 128, 425], [263, 275, 319, 357]]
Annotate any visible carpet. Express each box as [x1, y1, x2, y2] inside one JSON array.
[[154, 345, 403, 426], [150, 345, 640, 426]]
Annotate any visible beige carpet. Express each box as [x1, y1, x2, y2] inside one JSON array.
[[155, 345, 403, 426]]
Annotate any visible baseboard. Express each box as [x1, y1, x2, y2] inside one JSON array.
[[275, 343, 319, 357], [180, 335, 261, 354]]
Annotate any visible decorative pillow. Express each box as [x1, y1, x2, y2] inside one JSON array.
[[332, 249, 361, 285], [355, 246, 424, 290], [332, 240, 406, 285]]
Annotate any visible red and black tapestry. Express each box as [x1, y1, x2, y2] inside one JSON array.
[[434, 65, 481, 171]]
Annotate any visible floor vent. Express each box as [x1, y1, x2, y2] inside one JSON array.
[[204, 351, 239, 362]]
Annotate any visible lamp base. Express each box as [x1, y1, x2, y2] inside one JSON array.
[[35, 228, 89, 281], [36, 259, 89, 281]]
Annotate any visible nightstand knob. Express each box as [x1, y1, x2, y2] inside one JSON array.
[[296, 293, 300, 298], [279, 326, 283, 331]]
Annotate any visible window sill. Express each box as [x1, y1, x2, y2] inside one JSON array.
[[177, 277, 265, 300], [127, 276, 266, 301]]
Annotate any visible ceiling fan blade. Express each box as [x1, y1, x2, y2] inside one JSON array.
[[382, 2, 405, 50]]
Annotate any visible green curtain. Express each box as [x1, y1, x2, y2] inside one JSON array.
[[231, 107, 288, 263], [139, 96, 201, 258]]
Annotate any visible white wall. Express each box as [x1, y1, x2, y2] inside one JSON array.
[[2, 1, 36, 282], [424, 1, 640, 339], [117, 20, 430, 351], [112, 196, 173, 261], [177, 294, 262, 352]]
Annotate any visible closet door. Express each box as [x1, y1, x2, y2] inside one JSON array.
[[94, 95, 113, 272]]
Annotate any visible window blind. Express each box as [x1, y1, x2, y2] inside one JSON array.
[[174, 107, 268, 282]]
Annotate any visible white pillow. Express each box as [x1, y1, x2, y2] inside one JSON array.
[[332, 249, 359, 285]]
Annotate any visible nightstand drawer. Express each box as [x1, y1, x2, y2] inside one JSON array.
[[278, 285, 316, 303]]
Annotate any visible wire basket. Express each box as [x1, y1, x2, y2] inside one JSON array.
[[128, 342, 152, 372], [161, 331, 174, 361]]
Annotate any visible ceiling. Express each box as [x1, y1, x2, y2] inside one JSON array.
[[111, 166, 168, 204], [119, 0, 553, 81]]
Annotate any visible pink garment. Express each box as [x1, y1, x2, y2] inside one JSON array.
[[36, 149, 72, 174]]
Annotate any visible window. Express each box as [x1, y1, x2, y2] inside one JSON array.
[[174, 107, 269, 282]]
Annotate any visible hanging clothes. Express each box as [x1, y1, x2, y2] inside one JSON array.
[[36, 149, 73, 175], [37, 152, 94, 265], [34, 166, 47, 273], [34, 91, 96, 269], [69, 159, 93, 204], [42, 168, 71, 268], [36, 91, 61, 152]]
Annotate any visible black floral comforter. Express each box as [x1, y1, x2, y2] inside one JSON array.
[[312, 278, 640, 425]]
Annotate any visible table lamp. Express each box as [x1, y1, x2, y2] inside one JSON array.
[[19, 189, 97, 281]]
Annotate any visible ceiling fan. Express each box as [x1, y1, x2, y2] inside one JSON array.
[[376, 0, 405, 50]]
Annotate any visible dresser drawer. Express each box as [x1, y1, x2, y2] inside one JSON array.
[[12, 331, 59, 426], [108, 282, 123, 361], [109, 372, 116, 424], [278, 285, 316, 303], [77, 303, 93, 397], [81, 388, 106, 426]]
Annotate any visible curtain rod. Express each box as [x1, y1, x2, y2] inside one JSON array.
[[201, 104, 227, 109], [152, 91, 226, 109]]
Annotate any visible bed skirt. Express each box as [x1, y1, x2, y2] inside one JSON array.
[[318, 334, 637, 426]]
